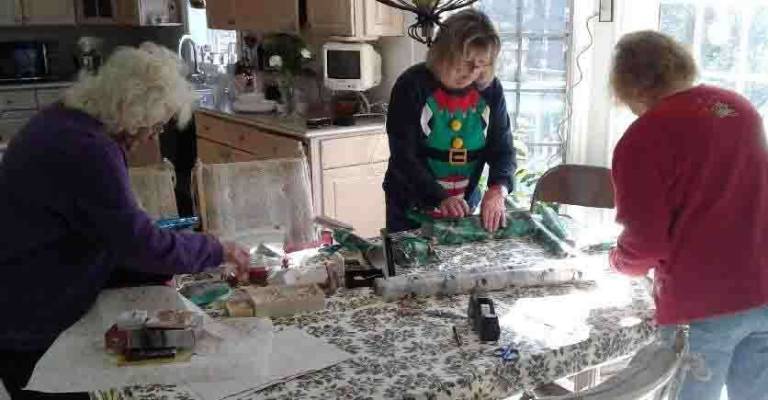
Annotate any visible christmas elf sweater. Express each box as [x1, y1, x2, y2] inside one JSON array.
[[384, 63, 516, 229]]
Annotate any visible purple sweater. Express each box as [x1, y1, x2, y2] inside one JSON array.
[[0, 105, 223, 350]]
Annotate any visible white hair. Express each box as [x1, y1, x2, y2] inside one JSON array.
[[63, 42, 196, 136]]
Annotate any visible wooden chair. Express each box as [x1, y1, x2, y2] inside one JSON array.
[[128, 159, 179, 220], [193, 157, 316, 250], [530, 164, 615, 211]]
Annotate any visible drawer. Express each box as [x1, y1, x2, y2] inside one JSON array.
[[196, 113, 303, 159], [0, 90, 37, 111], [36, 88, 65, 108], [197, 138, 258, 164], [320, 132, 389, 170]]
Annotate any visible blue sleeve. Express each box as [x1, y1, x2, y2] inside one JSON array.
[[482, 78, 516, 191], [67, 139, 223, 275], [386, 74, 448, 207]]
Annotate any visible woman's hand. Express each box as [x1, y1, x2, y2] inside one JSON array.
[[439, 197, 470, 218], [481, 185, 507, 232], [221, 241, 250, 283]]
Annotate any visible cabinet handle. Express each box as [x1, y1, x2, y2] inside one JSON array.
[[228, 18, 235, 25]]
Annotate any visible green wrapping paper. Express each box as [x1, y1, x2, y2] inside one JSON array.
[[405, 209, 575, 257]]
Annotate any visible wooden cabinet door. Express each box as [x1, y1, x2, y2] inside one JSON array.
[[363, 0, 403, 37], [205, 0, 235, 29], [0, 0, 22, 25], [235, 0, 298, 33], [306, 0, 353, 36], [77, 0, 117, 24], [22, 0, 76, 24], [322, 161, 387, 238]]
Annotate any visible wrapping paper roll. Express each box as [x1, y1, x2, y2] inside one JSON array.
[[374, 262, 589, 300]]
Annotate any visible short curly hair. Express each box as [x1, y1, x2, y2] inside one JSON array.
[[63, 42, 196, 136], [610, 30, 697, 103]]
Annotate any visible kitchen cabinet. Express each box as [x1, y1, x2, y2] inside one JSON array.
[[233, 0, 299, 33], [207, 0, 298, 32], [116, 0, 181, 26], [307, 0, 404, 40], [77, 0, 117, 24], [22, 0, 76, 24], [0, 84, 161, 167], [195, 110, 389, 238], [0, 0, 22, 25], [0, 0, 75, 25], [205, 0, 235, 29], [322, 162, 388, 238]]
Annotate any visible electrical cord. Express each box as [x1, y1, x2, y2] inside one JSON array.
[[549, 12, 599, 166]]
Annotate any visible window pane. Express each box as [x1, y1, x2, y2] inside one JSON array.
[[701, 75, 737, 91], [748, 7, 768, 74], [700, 6, 741, 73], [522, 0, 569, 34], [745, 82, 768, 128], [522, 36, 567, 88], [659, 3, 695, 48], [477, 0, 519, 34], [507, 91, 565, 144], [526, 145, 562, 172], [496, 40, 520, 83]]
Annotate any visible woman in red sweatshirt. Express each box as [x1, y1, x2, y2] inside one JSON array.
[[609, 31, 768, 400]]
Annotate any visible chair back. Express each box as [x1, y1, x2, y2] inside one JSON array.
[[530, 165, 615, 211]]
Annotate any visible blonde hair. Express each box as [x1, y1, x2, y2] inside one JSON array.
[[610, 30, 697, 104], [63, 42, 196, 136], [426, 9, 501, 88]]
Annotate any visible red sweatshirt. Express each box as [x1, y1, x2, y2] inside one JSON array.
[[610, 85, 768, 325]]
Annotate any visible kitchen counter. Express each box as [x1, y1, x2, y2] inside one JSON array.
[[196, 104, 386, 141], [194, 102, 390, 238], [0, 81, 74, 91]]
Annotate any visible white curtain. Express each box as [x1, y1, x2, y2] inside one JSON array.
[[567, 0, 661, 167]]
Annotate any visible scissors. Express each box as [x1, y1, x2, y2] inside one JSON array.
[[493, 345, 520, 363]]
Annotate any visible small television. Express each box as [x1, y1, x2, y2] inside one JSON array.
[[323, 42, 381, 92]]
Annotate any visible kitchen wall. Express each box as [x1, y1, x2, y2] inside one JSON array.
[[370, 15, 428, 103], [0, 25, 185, 80]]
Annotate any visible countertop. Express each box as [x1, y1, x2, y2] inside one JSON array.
[[197, 102, 386, 140], [0, 81, 74, 91]]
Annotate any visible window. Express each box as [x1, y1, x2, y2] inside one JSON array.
[[477, 0, 572, 174], [660, 0, 768, 130], [186, 6, 238, 67]]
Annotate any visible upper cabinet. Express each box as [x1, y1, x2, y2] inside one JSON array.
[[207, 0, 299, 33], [307, 0, 404, 40], [0, 0, 21, 26], [23, 0, 76, 24], [0, 0, 76, 25], [77, 0, 116, 24], [205, 0, 235, 29], [363, 0, 403, 37], [116, 0, 181, 25]]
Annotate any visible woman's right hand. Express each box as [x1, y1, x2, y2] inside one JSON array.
[[439, 197, 470, 218], [221, 241, 250, 283]]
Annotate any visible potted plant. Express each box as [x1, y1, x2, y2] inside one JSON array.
[[261, 33, 313, 115]]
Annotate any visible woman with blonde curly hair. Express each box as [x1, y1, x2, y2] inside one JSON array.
[[0, 43, 250, 400], [609, 31, 768, 400], [383, 9, 515, 233]]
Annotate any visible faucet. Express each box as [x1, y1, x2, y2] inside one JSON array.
[[178, 34, 204, 83]]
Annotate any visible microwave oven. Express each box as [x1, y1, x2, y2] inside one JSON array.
[[322, 42, 381, 92], [0, 41, 50, 82]]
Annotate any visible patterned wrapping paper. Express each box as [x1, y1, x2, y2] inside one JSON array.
[[119, 238, 654, 400]]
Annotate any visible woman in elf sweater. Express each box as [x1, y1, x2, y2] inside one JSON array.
[[383, 9, 516, 233], [609, 31, 768, 400]]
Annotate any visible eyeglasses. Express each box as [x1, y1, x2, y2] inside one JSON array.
[[457, 59, 491, 74]]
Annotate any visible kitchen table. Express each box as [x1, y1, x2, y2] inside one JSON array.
[[106, 236, 655, 400]]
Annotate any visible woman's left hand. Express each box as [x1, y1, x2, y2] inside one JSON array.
[[481, 185, 508, 232]]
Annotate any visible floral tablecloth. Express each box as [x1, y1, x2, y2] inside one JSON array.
[[123, 238, 655, 400]]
